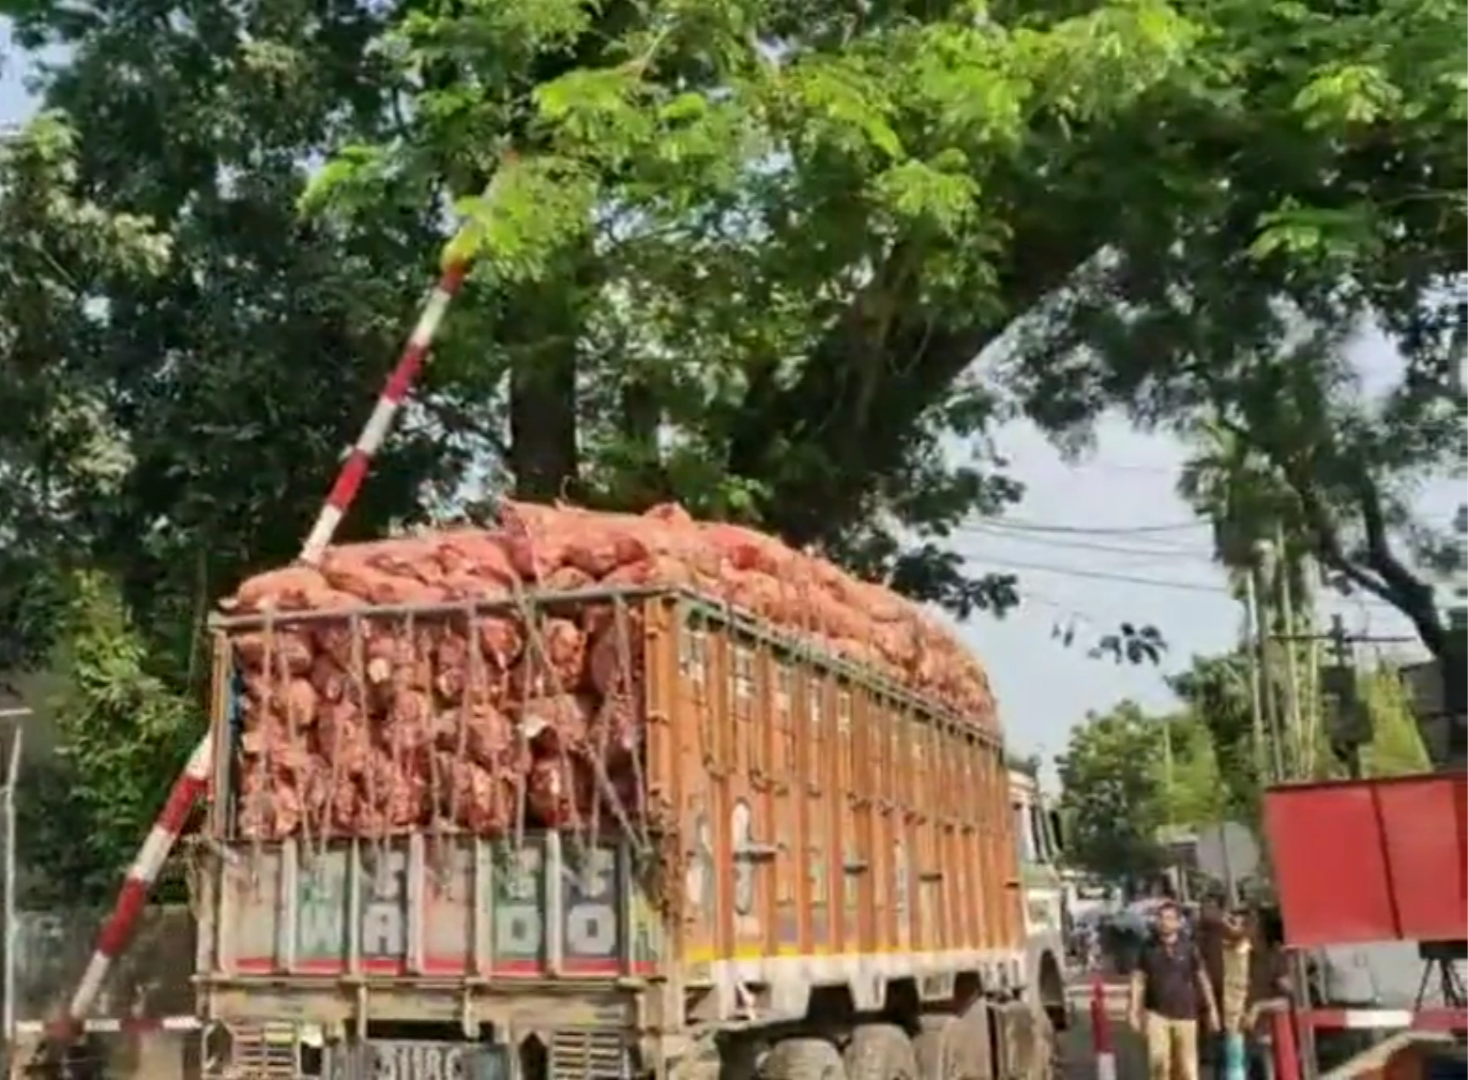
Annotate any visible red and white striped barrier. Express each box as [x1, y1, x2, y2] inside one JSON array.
[[296, 259, 469, 565], [15, 1015, 201, 1038], [1300, 1006, 1466, 1033], [1266, 1002, 1468, 1080], [1090, 978, 1116, 1080], [51, 159, 517, 1044], [63, 739, 213, 1034]]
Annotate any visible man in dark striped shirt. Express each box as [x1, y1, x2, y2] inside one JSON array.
[[1129, 901, 1221, 1080]]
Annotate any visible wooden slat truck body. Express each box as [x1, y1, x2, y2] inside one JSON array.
[[196, 588, 1044, 1080]]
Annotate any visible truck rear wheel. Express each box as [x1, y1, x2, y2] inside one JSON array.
[[991, 1002, 1053, 1080], [913, 1016, 984, 1080], [1029, 1008, 1055, 1080], [762, 1038, 845, 1080], [844, 1024, 918, 1080], [957, 1001, 994, 1080]]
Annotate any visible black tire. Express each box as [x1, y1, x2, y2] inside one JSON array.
[[844, 1024, 919, 1080], [956, 1001, 994, 1080], [1037, 953, 1070, 1032], [1029, 1008, 1056, 1080], [762, 1038, 846, 1080], [991, 1002, 1055, 1080], [912, 1016, 986, 1080]]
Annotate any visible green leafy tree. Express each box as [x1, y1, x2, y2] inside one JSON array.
[[294, 0, 1212, 614], [1009, 0, 1466, 757], [1198, 343, 1465, 769], [0, 0, 1461, 894], [1161, 713, 1229, 826], [1360, 667, 1432, 777], [1168, 651, 1265, 815], [17, 575, 198, 904], [1056, 702, 1169, 884], [0, 10, 451, 892], [0, 115, 170, 673]]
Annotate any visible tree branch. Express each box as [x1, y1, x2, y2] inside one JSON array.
[[1351, 472, 1446, 655], [726, 219, 1098, 546], [1262, 431, 1444, 657], [1218, 413, 1452, 662]]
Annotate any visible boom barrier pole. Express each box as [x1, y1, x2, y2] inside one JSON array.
[[1090, 979, 1115, 1080], [51, 194, 494, 1039], [1269, 1003, 1301, 1080]]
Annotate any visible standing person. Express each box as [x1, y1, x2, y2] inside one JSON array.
[[1193, 895, 1228, 1076], [1217, 913, 1255, 1080], [1244, 909, 1292, 1080], [1129, 900, 1221, 1080]]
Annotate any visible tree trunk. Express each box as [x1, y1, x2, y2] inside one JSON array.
[[616, 378, 668, 509], [507, 280, 580, 501]]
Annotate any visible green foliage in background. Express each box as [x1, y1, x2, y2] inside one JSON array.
[[1059, 650, 1436, 892], [1359, 668, 1432, 776], [0, 0, 1460, 893], [1056, 702, 1170, 883]]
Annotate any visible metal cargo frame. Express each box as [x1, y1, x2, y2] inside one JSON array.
[[197, 585, 1024, 1038]]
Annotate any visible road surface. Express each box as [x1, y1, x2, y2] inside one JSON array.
[[1060, 979, 1147, 1079]]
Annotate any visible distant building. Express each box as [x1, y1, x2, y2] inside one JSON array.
[[0, 678, 26, 717], [1154, 821, 1262, 904], [0, 668, 62, 762]]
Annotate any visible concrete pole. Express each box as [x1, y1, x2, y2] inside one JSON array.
[[1275, 524, 1306, 780], [3, 722, 22, 1050], [1243, 571, 1269, 786]]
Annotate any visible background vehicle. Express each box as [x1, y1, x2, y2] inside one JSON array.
[[1262, 771, 1466, 1078], [1007, 767, 1070, 1031]]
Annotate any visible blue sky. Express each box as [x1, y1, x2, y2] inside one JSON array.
[[1, 30, 1451, 781], [2, 27, 23, 125]]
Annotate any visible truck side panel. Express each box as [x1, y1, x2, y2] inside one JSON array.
[[648, 597, 1023, 1002]]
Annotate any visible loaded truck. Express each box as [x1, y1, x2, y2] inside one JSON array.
[[189, 510, 1054, 1080]]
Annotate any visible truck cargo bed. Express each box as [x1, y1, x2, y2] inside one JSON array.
[[201, 588, 1025, 1032]]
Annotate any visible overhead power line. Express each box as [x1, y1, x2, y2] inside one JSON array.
[[974, 516, 1210, 536], [957, 543, 1405, 614], [964, 552, 1233, 595], [955, 522, 1215, 560]]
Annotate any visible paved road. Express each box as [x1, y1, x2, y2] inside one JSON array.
[[1060, 980, 1147, 1079]]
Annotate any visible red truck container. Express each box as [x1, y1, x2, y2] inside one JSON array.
[[1263, 772, 1468, 947], [1260, 772, 1467, 1080]]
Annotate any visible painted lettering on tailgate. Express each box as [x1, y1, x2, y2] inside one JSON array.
[[491, 840, 545, 973], [295, 848, 408, 971], [561, 844, 619, 972], [423, 847, 473, 973], [296, 852, 349, 969], [230, 850, 281, 970], [628, 882, 662, 974], [361, 849, 409, 964]]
